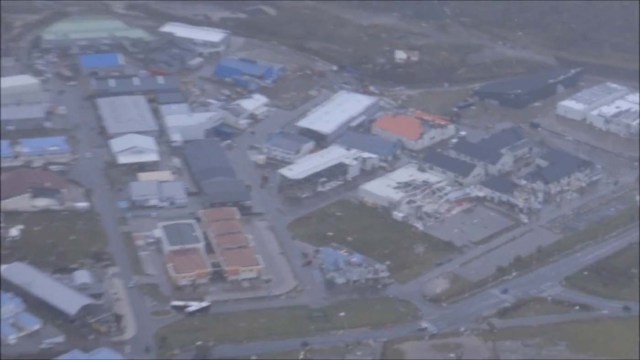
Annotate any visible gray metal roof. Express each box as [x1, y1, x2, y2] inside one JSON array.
[[92, 75, 179, 96], [533, 148, 592, 184], [452, 127, 525, 165], [201, 178, 250, 204], [423, 151, 476, 177], [1, 262, 97, 318], [183, 139, 236, 183], [266, 131, 314, 153], [1, 103, 48, 121], [96, 96, 158, 135], [481, 176, 518, 195], [155, 92, 187, 104], [336, 131, 399, 158], [161, 221, 202, 247]]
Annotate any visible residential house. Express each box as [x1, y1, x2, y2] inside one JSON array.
[[372, 112, 456, 151], [423, 151, 485, 185], [263, 131, 315, 163], [128, 180, 187, 207], [108, 134, 160, 165], [228, 93, 270, 119], [15, 136, 73, 164], [1, 103, 50, 131], [1, 168, 89, 211], [479, 176, 533, 210], [449, 127, 531, 176], [520, 148, 595, 197]]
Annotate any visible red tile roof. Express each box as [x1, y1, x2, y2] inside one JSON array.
[[373, 114, 423, 141], [214, 233, 251, 250], [1, 168, 70, 200], [219, 247, 261, 268], [199, 207, 241, 224], [165, 248, 211, 275], [206, 220, 244, 237]]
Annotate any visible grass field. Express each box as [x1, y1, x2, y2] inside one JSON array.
[[565, 243, 639, 302], [288, 200, 459, 283], [156, 298, 419, 355], [495, 297, 591, 319], [1, 211, 107, 269], [482, 317, 640, 359]]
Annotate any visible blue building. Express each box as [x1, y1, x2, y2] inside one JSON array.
[[214, 57, 284, 90], [16, 136, 71, 157], [79, 53, 125, 74], [1, 140, 13, 159]]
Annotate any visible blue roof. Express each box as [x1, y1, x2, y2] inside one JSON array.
[[336, 131, 399, 158], [17, 136, 70, 156], [1, 140, 12, 158], [318, 247, 346, 272], [79, 53, 123, 69], [1, 291, 25, 315], [14, 311, 43, 330], [56, 347, 124, 360], [1, 320, 18, 339], [217, 57, 279, 77]]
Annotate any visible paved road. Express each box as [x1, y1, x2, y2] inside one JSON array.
[[207, 226, 639, 357]]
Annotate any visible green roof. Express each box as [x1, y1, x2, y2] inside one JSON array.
[[41, 16, 153, 41]]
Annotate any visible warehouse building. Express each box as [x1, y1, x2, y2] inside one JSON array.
[[1, 75, 48, 106], [163, 111, 225, 145], [556, 82, 631, 121], [91, 75, 180, 98], [214, 57, 284, 91], [78, 53, 126, 76], [474, 68, 583, 108], [183, 139, 251, 208], [372, 111, 455, 151], [157, 220, 206, 254], [295, 91, 380, 143], [96, 96, 158, 136], [358, 163, 445, 208], [158, 22, 230, 54], [263, 131, 316, 163], [277, 145, 380, 197], [1, 103, 50, 131], [39, 16, 153, 50], [585, 93, 639, 137], [335, 131, 400, 161], [1, 262, 104, 322]]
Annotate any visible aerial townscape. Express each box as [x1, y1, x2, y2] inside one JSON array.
[[0, 1, 638, 360]]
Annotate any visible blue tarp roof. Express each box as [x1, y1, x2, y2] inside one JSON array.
[[79, 53, 123, 69], [14, 311, 42, 329], [1, 291, 25, 313], [17, 136, 70, 156], [0, 140, 12, 158], [217, 57, 279, 77]]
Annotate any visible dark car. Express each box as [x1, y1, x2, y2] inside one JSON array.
[[529, 121, 542, 130], [454, 98, 475, 111]]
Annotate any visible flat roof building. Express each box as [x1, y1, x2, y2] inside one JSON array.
[[556, 82, 631, 121], [295, 91, 379, 142], [157, 220, 206, 254], [218, 247, 263, 281], [96, 96, 158, 136], [165, 248, 211, 286]]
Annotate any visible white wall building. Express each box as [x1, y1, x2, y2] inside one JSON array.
[[158, 22, 230, 54], [556, 82, 631, 121], [163, 111, 225, 145], [1, 75, 46, 106], [108, 134, 160, 165], [586, 93, 639, 137], [295, 91, 379, 142]]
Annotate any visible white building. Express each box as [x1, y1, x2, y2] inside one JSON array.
[[556, 82, 631, 121], [108, 134, 160, 165], [228, 94, 270, 118], [358, 163, 445, 208], [586, 93, 639, 137], [158, 22, 230, 54], [95, 96, 158, 136], [1, 75, 47, 106], [163, 111, 225, 145], [295, 91, 379, 142]]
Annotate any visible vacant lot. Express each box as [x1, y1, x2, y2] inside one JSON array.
[[495, 297, 591, 319], [565, 243, 639, 302], [288, 200, 459, 283], [156, 298, 418, 355], [1, 211, 108, 270], [482, 317, 640, 359]]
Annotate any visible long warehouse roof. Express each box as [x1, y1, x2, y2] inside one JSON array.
[[295, 91, 378, 136], [278, 145, 370, 180], [159, 22, 229, 43]]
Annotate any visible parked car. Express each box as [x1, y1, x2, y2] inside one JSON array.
[[454, 98, 475, 111]]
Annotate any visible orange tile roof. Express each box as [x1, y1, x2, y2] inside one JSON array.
[[219, 247, 261, 268], [215, 233, 251, 250], [199, 207, 240, 225], [206, 220, 244, 237], [373, 114, 423, 141], [165, 248, 210, 275]]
